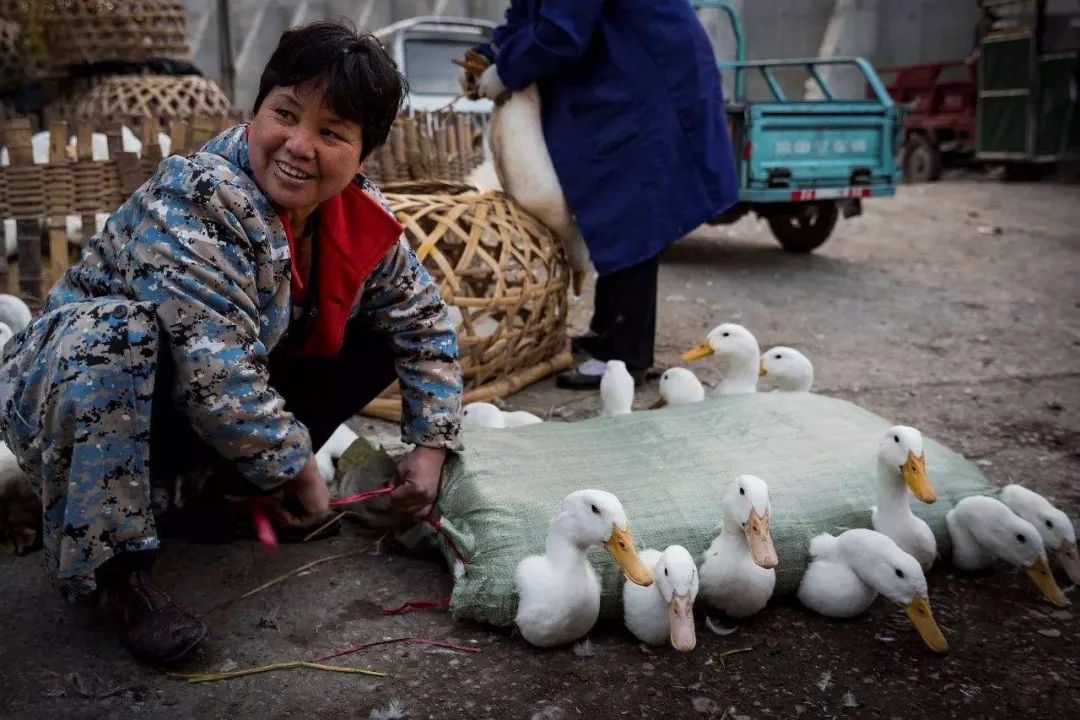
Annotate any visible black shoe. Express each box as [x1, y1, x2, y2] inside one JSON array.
[[118, 571, 208, 666], [555, 366, 649, 390]]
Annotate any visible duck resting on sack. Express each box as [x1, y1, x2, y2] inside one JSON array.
[[0, 21, 463, 666]]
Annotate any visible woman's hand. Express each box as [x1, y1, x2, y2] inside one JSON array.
[[276, 456, 331, 527], [390, 446, 448, 519]]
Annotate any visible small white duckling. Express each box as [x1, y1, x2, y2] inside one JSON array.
[[600, 360, 634, 416], [699, 475, 778, 618], [462, 401, 544, 430], [1001, 484, 1080, 584], [759, 346, 814, 392], [623, 545, 698, 651], [314, 424, 359, 484], [681, 323, 760, 395], [872, 426, 938, 570], [947, 495, 1069, 606], [0, 294, 31, 334], [798, 529, 949, 653], [650, 367, 705, 409], [515, 489, 653, 647]]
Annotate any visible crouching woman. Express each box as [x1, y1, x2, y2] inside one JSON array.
[[0, 20, 462, 665]]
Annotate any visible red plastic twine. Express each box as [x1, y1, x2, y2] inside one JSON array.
[[381, 596, 451, 615], [247, 486, 396, 549]]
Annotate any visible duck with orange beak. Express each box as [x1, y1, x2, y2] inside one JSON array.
[[872, 426, 939, 570], [623, 545, 699, 651], [681, 323, 760, 396], [1001, 484, 1080, 586], [699, 475, 779, 618], [799, 529, 949, 653], [947, 495, 1070, 607], [515, 489, 654, 647]]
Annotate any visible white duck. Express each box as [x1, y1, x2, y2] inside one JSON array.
[[651, 367, 705, 409], [0, 294, 31, 334], [314, 424, 359, 484], [462, 401, 544, 431], [871, 426, 938, 570], [623, 545, 698, 651], [515, 489, 653, 647], [0, 322, 12, 349], [682, 323, 760, 395], [1001, 484, 1080, 584], [798, 529, 949, 653], [600, 360, 634, 416], [699, 475, 778, 618], [460, 51, 591, 294], [759, 346, 814, 392], [946, 495, 1069, 606]]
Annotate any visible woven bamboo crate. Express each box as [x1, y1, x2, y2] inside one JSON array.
[[71, 74, 236, 124], [41, 0, 191, 70], [364, 111, 488, 186], [361, 181, 572, 422]]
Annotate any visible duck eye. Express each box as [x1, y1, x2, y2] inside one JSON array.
[[590, 504, 600, 515], [739, 487, 745, 495], [722, 332, 730, 337], [775, 354, 782, 359], [1046, 520, 1054, 529], [893, 435, 900, 443], [895, 568, 905, 578], [664, 568, 668, 576], [1016, 533, 1027, 543]]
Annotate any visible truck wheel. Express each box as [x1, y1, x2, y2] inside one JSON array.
[[766, 202, 839, 253], [903, 135, 942, 183]]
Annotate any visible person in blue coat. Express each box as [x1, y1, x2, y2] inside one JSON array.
[[470, 0, 738, 388]]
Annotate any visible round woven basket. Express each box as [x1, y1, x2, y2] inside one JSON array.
[[362, 183, 573, 421], [41, 0, 191, 69], [71, 74, 235, 124]]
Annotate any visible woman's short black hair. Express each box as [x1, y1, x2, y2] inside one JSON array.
[[253, 19, 407, 161]]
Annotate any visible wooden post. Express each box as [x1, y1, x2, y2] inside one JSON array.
[[47, 121, 73, 289], [75, 124, 97, 251], [6, 118, 43, 305]]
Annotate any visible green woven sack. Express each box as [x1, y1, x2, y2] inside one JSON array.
[[410, 392, 995, 628]]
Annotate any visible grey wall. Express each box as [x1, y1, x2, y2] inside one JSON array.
[[183, 0, 981, 111]]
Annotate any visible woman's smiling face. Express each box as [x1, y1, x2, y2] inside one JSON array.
[[247, 79, 364, 213]]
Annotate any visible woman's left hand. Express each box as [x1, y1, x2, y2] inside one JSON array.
[[390, 446, 448, 519]]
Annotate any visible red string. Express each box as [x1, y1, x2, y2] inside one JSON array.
[[244, 486, 395, 549], [330, 486, 394, 507], [312, 635, 481, 663], [424, 514, 469, 566], [380, 596, 451, 615]]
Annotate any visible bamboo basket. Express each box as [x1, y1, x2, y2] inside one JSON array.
[[71, 74, 236, 124], [40, 0, 191, 70], [361, 182, 573, 422]]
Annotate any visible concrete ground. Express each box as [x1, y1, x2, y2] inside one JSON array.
[[2, 178, 1078, 719]]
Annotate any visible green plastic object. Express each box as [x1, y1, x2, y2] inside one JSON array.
[[420, 392, 995, 628]]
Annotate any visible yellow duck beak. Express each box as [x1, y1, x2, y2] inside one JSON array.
[[758, 359, 767, 378], [900, 451, 937, 504], [682, 341, 713, 362], [604, 525, 654, 586], [904, 595, 949, 653], [1025, 554, 1070, 607], [668, 593, 697, 652], [744, 509, 778, 569], [1057, 540, 1080, 585]]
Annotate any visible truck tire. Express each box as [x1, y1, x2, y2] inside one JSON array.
[[903, 135, 942, 183], [766, 202, 839, 253]]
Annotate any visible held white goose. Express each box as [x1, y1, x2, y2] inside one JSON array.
[[871, 426, 938, 570], [946, 495, 1069, 606], [682, 323, 760, 395], [600, 360, 635, 416], [650, 367, 705, 409], [623, 545, 698, 651], [699, 475, 779, 618], [759, 346, 814, 392], [462, 401, 544, 431], [798, 529, 949, 653], [459, 51, 590, 294], [314, 424, 359, 484], [515, 489, 653, 647], [0, 294, 32, 334], [1001, 484, 1080, 584], [0, 322, 12, 349]]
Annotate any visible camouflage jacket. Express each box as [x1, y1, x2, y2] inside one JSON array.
[[38, 125, 462, 488]]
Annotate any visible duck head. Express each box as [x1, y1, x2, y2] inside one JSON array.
[[724, 474, 778, 569], [759, 346, 814, 392], [654, 545, 699, 652], [462, 402, 506, 430], [1001, 484, 1080, 585], [854, 533, 948, 653], [979, 509, 1068, 607], [879, 426, 937, 503], [651, 367, 705, 409], [555, 490, 653, 586], [682, 323, 760, 365]]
